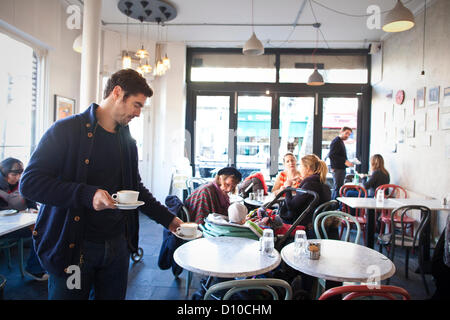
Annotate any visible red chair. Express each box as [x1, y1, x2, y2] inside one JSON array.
[[339, 184, 368, 245], [318, 285, 411, 300], [375, 184, 414, 241]]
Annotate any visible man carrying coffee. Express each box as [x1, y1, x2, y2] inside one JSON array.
[[20, 69, 183, 300]]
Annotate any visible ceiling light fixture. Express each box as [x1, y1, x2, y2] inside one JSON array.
[[307, 23, 324, 86], [382, 0, 415, 32], [122, 16, 132, 69], [73, 33, 82, 53], [243, 0, 264, 55]]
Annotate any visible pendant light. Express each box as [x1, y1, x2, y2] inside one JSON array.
[[140, 23, 152, 74], [307, 24, 324, 86], [162, 25, 171, 70], [135, 18, 149, 59], [122, 17, 132, 69], [73, 33, 82, 53], [243, 0, 264, 55], [382, 0, 415, 32]]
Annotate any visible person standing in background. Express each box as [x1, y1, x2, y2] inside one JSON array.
[[328, 127, 354, 199]]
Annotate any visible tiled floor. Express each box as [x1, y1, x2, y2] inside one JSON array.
[[0, 213, 435, 300]]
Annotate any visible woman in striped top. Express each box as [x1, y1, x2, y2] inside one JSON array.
[[272, 152, 302, 195]]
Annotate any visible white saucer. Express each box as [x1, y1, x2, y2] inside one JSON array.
[[0, 209, 18, 216], [172, 229, 203, 241], [115, 201, 145, 210]]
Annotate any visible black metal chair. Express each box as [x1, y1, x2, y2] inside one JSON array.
[[377, 205, 431, 295]]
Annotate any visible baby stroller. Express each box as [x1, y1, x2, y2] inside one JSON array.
[[255, 187, 319, 251]]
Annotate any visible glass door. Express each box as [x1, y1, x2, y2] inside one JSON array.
[[194, 95, 231, 177], [278, 96, 315, 172], [321, 97, 359, 172], [236, 95, 272, 178]]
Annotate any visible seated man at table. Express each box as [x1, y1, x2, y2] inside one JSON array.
[[184, 167, 242, 225], [0, 157, 48, 281]]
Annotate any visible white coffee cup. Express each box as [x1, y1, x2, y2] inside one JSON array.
[[177, 222, 198, 237], [112, 190, 139, 204]]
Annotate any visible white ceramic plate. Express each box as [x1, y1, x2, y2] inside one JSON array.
[[172, 229, 203, 241], [0, 209, 18, 216], [114, 201, 145, 210]]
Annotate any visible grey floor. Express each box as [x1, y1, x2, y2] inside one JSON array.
[[0, 212, 436, 300]]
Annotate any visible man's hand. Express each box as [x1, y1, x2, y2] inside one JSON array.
[[92, 189, 117, 211], [345, 160, 354, 167], [168, 216, 183, 233]]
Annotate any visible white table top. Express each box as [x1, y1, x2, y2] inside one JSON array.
[[337, 197, 403, 209], [281, 239, 396, 283], [0, 211, 37, 237], [337, 197, 450, 211], [173, 236, 281, 278]]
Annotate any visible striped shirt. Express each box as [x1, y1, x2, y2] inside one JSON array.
[[184, 182, 229, 225]]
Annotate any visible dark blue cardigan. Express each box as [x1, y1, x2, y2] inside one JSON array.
[[20, 104, 174, 276]]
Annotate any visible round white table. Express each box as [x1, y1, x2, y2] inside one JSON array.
[[174, 236, 281, 278], [281, 239, 396, 283]]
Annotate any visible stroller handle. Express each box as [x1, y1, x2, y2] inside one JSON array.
[[271, 187, 319, 250]]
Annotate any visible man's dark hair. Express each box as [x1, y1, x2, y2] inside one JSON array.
[[103, 69, 153, 101], [341, 126, 353, 133]]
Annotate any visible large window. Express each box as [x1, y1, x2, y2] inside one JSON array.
[[0, 32, 39, 164], [279, 54, 368, 84], [190, 52, 276, 83], [186, 49, 371, 178]]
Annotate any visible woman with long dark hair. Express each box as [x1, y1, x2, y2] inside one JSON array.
[[363, 154, 390, 197], [0, 157, 48, 281]]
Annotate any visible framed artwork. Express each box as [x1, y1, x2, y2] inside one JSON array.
[[443, 87, 450, 108], [406, 120, 415, 138], [416, 87, 426, 109], [441, 113, 450, 130], [426, 107, 439, 131], [428, 86, 440, 106], [416, 113, 426, 132], [54, 95, 75, 121]]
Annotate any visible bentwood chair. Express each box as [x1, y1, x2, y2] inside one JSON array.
[[339, 184, 368, 245], [319, 284, 411, 300], [374, 184, 413, 240], [377, 205, 431, 295], [314, 210, 361, 244], [185, 177, 208, 196], [204, 278, 292, 300]]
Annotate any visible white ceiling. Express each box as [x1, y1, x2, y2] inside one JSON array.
[[73, 0, 426, 49]]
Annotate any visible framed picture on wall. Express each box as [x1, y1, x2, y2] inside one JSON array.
[[406, 120, 415, 138], [54, 95, 75, 121], [428, 86, 440, 106], [443, 87, 450, 108], [416, 87, 426, 109]]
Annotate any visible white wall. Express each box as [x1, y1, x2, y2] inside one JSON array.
[[370, 0, 450, 239], [0, 0, 82, 129], [150, 43, 187, 202]]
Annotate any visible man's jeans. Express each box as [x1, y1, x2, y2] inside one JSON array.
[[48, 235, 130, 300], [331, 168, 346, 200]]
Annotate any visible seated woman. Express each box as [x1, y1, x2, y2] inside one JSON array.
[[0, 157, 48, 281], [278, 154, 331, 238], [271, 152, 302, 195], [363, 154, 390, 197], [184, 167, 242, 225]]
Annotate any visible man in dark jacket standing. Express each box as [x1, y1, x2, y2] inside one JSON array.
[[20, 69, 182, 300], [328, 127, 354, 199]]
